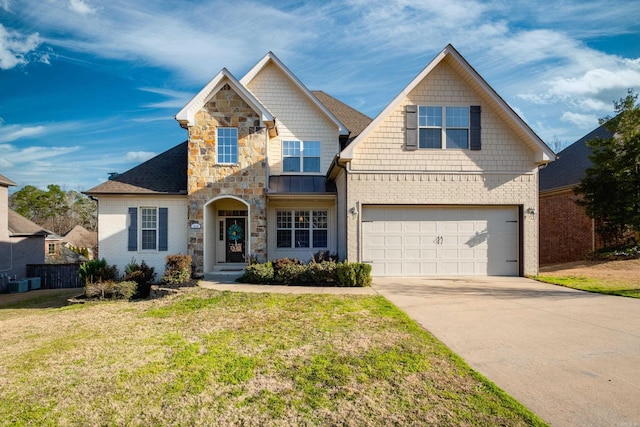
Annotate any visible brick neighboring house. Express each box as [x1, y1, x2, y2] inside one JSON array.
[[86, 45, 554, 277], [539, 123, 613, 264], [1, 173, 48, 280]]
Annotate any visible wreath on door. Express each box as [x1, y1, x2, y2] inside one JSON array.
[[228, 223, 243, 242]]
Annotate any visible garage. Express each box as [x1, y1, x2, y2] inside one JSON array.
[[362, 206, 520, 276]]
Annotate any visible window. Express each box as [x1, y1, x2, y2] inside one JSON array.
[[48, 243, 56, 255], [276, 210, 328, 248], [140, 207, 157, 250], [217, 127, 238, 164], [282, 140, 321, 172], [418, 106, 469, 149]]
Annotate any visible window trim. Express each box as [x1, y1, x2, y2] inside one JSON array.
[[282, 140, 321, 173], [217, 127, 239, 164], [418, 105, 470, 150], [276, 209, 328, 249]]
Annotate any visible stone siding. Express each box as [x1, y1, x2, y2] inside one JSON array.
[[187, 84, 268, 270]]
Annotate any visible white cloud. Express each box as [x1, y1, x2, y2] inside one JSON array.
[[1, 0, 10, 12], [125, 151, 156, 162], [68, 0, 95, 15], [0, 124, 45, 143], [0, 23, 42, 70], [561, 112, 599, 129], [138, 87, 192, 109]]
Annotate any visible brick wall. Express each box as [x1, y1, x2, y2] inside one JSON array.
[[539, 189, 594, 264]]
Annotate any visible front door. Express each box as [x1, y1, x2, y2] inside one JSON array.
[[225, 218, 246, 263]]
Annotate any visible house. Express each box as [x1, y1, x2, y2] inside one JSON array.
[[63, 225, 98, 260], [45, 232, 63, 262], [1, 173, 49, 280], [86, 45, 554, 277], [539, 123, 613, 264]]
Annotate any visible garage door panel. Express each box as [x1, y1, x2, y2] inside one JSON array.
[[362, 206, 518, 277]]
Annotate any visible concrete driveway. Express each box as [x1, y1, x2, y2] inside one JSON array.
[[373, 276, 640, 427]]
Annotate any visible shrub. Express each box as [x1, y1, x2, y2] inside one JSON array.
[[161, 254, 192, 285], [84, 280, 137, 300], [336, 262, 372, 287], [239, 261, 274, 284], [272, 258, 302, 283], [276, 262, 307, 285], [305, 261, 338, 286], [311, 251, 338, 263], [124, 258, 156, 298], [78, 258, 119, 285]]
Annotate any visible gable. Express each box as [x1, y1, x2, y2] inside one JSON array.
[[341, 44, 555, 166]]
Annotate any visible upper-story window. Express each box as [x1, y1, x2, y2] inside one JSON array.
[[419, 106, 469, 149], [282, 140, 321, 173], [217, 127, 238, 164]]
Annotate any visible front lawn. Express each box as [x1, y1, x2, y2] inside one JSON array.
[[0, 288, 545, 426], [535, 275, 640, 298]]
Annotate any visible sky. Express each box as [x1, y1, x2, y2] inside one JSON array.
[[1, 0, 639, 192]]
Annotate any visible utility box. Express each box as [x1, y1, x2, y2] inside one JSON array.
[[9, 280, 29, 293], [27, 277, 41, 290]]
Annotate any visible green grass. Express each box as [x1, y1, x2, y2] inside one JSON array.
[[535, 276, 640, 298], [0, 288, 546, 426]]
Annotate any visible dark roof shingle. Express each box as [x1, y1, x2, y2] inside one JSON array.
[[8, 209, 48, 236], [312, 91, 372, 145], [540, 124, 613, 192], [85, 141, 188, 195]]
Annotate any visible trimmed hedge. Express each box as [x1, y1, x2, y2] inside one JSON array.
[[238, 259, 371, 287]]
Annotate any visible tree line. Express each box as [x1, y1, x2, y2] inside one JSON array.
[[9, 184, 97, 236]]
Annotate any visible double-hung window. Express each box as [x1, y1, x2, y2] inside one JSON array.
[[282, 141, 321, 173], [140, 207, 157, 250], [418, 106, 469, 149], [276, 210, 328, 248], [217, 127, 238, 164]]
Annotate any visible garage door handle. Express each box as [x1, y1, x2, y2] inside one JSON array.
[[434, 236, 444, 245], [506, 260, 517, 262]]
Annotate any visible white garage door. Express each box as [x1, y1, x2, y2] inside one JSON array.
[[362, 206, 519, 276]]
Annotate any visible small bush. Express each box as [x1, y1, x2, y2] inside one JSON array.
[[84, 280, 137, 300], [161, 254, 192, 285], [78, 258, 119, 285], [124, 258, 156, 298], [305, 261, 338, 286], [239, 262, 274, 284], [311, 251, 338, 263], [276, 262, 308, 285], [336, 262, 372, 287]]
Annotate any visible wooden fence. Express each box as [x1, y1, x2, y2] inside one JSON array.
[[26, 264, 83, 289]]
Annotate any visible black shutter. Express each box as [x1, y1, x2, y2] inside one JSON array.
[[127, 207, 137, 251], [406, 105, 418, 150], [159, 208, 168, 251], [470, 105, 481, 150]]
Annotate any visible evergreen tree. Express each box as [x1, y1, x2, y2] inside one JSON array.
[[575, 90, 640, 245]]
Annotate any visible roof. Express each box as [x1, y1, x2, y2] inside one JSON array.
[[0, 173, 16, 187], [540, 123, 613, 192], [340, 44, 556, 164], [240, 52, 349, 136], [268, 175, 337, 195], [63, 225, 98, 248], [312, 91, 372, 146], [175, 68, 274, 128], [85, 141, 188, 195], [8, 209, 48, 237]]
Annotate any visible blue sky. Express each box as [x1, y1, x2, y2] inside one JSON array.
[[1, 0, 639, 191]]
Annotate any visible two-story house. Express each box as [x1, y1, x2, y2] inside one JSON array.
[[86, 45, 554, 277]]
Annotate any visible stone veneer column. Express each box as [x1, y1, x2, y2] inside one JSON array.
[[186, 84, 268, 272]]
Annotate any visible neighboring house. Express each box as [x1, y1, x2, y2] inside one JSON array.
[[539, 123, 613, 264], [45, 232, 63, 262], [63, 225, 98, 260], [1, 173, 48, 279], [86, 45, 554, 277]]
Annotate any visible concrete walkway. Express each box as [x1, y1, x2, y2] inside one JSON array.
[[373, 276, 640, 427], [199, 274, 640, 426]]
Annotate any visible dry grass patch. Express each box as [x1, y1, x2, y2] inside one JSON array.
[[0, 288, 545, 426], [538, 259, 640, 297]]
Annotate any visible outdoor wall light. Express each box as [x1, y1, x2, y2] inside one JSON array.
[[349, 207, 358, 216], [526, 207, 536, 217]]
